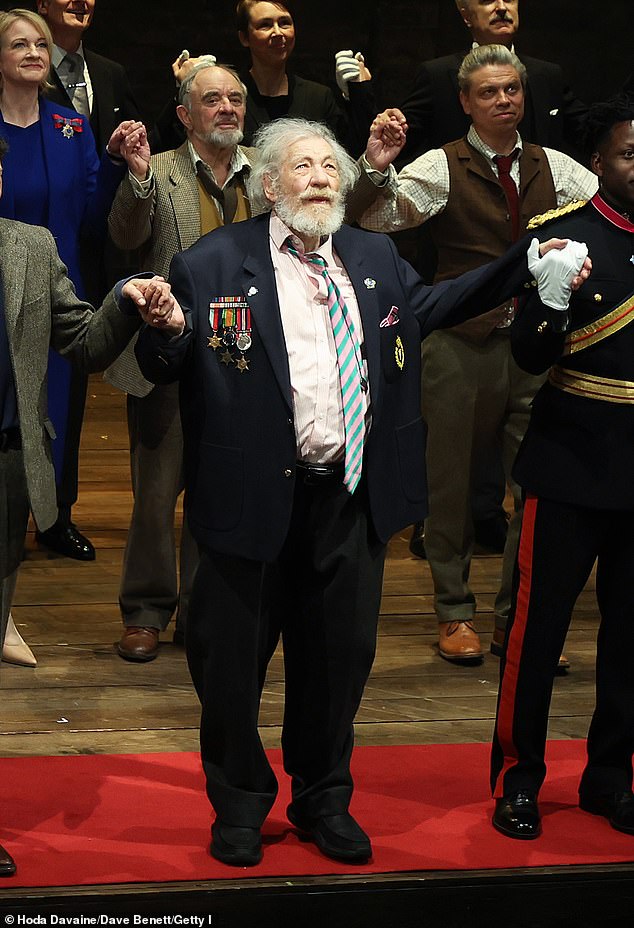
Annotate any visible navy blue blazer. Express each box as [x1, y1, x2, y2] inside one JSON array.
[[0, 96, 124, 295], [135, 214, 533, 561]]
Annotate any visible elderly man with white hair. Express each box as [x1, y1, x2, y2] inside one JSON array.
[[133, 115, 590, 867]]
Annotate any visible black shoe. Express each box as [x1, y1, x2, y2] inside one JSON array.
[[492, 790, 541, 840], [409, 521, 426, 559], [579, 791, 634, 835], [172, 626, 185, 646], [210, 820, 262, 866], [287, 806, 372, 862], [474, 514, 509, 553], [36, 520, 95, 561]]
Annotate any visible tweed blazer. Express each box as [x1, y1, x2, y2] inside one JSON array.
[[105, 142, 255, 396], [1, 219, 141, 531]]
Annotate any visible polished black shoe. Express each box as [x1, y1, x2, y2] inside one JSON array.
[[36, 520, 95, 561], [408, 521, 427, 559], [210, 820, 262, 866], [0, 842, 16, 877], [172, 625, 185, 647], [287, 807, 372, 862], [474, 513, 509, 553], [492, 790, 541, 840], [579, 791, 634, 835]]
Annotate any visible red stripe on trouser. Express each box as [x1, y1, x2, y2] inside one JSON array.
[[492, 494, 539, 798]]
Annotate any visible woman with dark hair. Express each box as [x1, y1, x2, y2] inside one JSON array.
[[235, 0, 373, 153]]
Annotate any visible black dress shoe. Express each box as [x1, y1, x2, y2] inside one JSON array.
[[579, 790, 634, 835], [36, 520, 95, 561], [409, 521, 427, 559], [474, 513, 509, 553], [0, 842, 16, 877], [172, 626, 185, 647], [287, 806, 372, 862], [493, 790, 541, 840], [210, 820, 262, 866]]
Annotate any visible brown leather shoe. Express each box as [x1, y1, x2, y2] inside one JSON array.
[[0, 842, 16, 876], [438, 621, 483, 662], [491, 628, 570, 672], [116, 627, 159, 662]]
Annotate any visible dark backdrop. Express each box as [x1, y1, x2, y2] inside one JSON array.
[[3, 1, 631, 134]]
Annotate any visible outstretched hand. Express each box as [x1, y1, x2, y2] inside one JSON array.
[[123, 276, 185, 335]]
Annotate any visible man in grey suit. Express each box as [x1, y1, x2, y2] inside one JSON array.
[[0, 138, 179, 877], [106, 62, 254, 662]]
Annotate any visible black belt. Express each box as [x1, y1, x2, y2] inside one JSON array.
[[296, 460, 344, 485], [0, 428, 20, 451]]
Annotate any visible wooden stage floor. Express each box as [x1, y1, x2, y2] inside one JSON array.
[[1, 375, 622, 926]]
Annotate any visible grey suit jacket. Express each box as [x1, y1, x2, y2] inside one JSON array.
[[105, 142, 255, 396], [1, 219, 141, 530]]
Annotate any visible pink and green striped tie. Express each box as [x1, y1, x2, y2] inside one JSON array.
[[287, 242, 367, 493]]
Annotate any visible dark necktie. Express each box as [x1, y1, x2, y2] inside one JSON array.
[[494, 151, 520, 241], [196, 162, 241, 225], [63, 52, 90, 117]]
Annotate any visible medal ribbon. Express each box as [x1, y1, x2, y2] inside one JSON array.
[[52, 114, 83, 133]]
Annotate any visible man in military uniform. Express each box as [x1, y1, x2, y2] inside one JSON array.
[[491, 94, 634, 840]]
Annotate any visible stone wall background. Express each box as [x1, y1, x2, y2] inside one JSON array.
[[4, 1, 630, 132]]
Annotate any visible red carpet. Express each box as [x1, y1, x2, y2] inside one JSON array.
[[3, 741, 634, 887]]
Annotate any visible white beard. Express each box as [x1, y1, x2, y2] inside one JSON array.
[[274, 189, 345, 239], [198, 127, 244, 148]]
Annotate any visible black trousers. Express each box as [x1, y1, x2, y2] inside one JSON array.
[[57, 367, 88, 518], [491, 494, 634, 799], [186, 473, 386, 828]]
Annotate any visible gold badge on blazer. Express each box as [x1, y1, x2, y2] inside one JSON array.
[[395, 335, 405, 370]]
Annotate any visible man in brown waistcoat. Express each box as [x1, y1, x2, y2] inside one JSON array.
[[105, 62, 254, 661], [349, 44, 597, 664]]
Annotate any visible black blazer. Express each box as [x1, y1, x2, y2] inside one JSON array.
[[47, 49, 141, 152], [135, 214, 534, 560], [511, 198, 634, 510], [400, 51, 587, 161]]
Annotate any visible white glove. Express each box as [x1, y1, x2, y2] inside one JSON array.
[[527, 237, 588, 313], [335, 49, 365, 99]]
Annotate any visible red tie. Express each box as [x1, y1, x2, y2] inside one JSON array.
[[494, 152, 520, 241]]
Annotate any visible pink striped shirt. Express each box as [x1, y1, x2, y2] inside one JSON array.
[[268, 214, 371, 464]]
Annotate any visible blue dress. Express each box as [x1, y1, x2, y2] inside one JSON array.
[[0, 98, 124, 485]]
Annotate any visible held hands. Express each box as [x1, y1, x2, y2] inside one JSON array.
[[530, 238, 592, 311], [364, 108, 408, 172], [335, 49, 372, 99], [118, 122, 151, 181], [123, 276, 186, 336], [107, 120, 151, 180]]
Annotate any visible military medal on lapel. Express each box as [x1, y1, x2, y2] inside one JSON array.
[[52, 113, 83, 139], [208, 296, 253, 371]]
